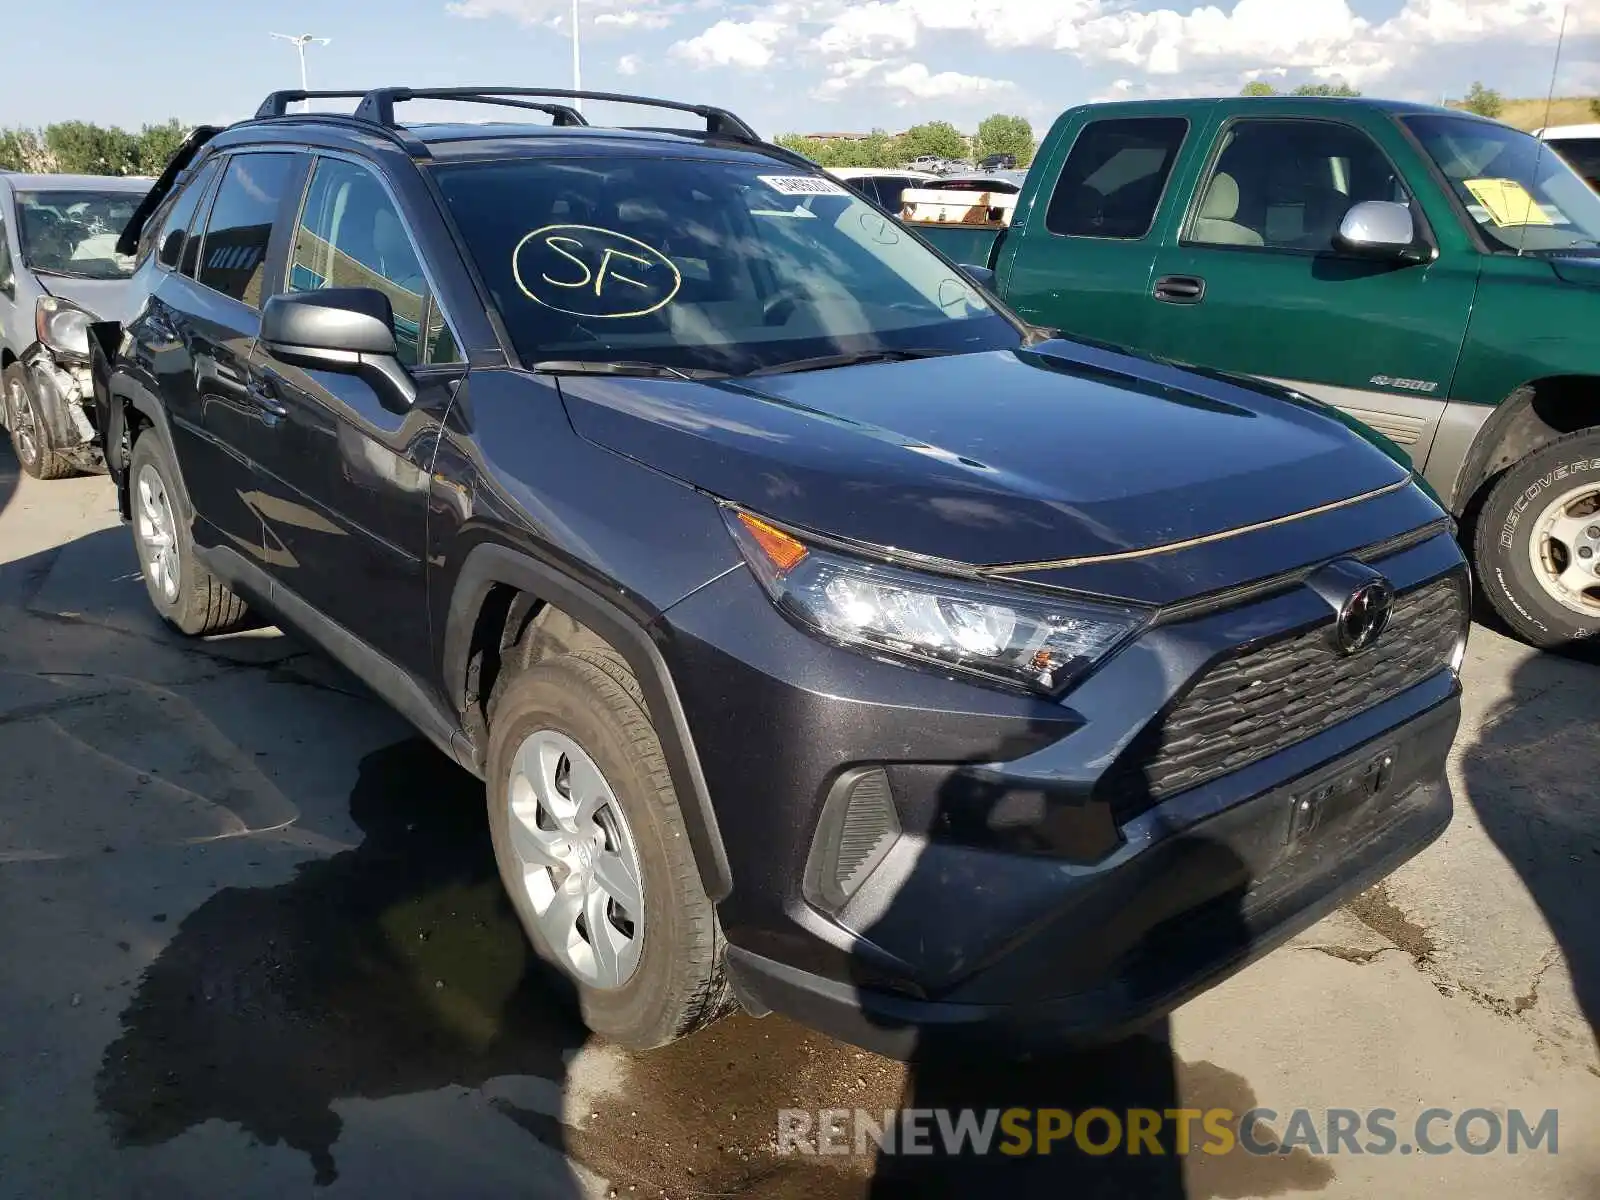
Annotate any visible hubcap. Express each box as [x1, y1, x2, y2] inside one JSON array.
[[506, 730, 645, 990], [1526, 482, 1600, 617], [9, 379, 37, 465], [135, 463, 180, 604]]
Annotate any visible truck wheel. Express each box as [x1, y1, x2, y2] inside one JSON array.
[[5, 364, 73, 479], [1474, 431, 1600, 647], [128, 433, 249, 636], [486, 649, 733, 1049]]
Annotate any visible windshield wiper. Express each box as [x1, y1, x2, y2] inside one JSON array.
[[532, 360, 727, 381], [743, 348, 957, 378], [30, 266, 101, 280]]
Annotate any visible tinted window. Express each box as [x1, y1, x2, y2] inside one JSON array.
[[288, 158, 459, 366], [1045, 118, 1188, 239], [1549, 137, 1600, 188], [1188, 120, 1409, 251], [197, 153, 296, 306], [431, 156, 1014, 375], [0, 221, 13, 285], [156, 158, 221, 271]]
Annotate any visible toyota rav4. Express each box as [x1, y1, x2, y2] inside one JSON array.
[[94, 87, 1469, 1055]]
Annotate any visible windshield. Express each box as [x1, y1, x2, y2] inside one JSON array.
[[429, 155, 1019, 374], [15, 189, 145, 279], [1403, 115, 1600, 254]]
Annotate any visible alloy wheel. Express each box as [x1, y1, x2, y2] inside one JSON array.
[[135, 463, 181, 604], [506, 729, 646, 989], [9, 378, 38, 467]]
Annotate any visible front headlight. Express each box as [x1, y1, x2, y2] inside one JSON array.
[[36, 296, 92, 360], [725, 509, 1147, 696]]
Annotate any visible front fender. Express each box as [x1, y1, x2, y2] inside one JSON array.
[[442, 542, 734, 901]]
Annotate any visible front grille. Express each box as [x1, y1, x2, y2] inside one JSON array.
[[1105, 575, 1465, 823]]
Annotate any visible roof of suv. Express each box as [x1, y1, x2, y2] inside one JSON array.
[[209, 87, 800, 167], [0, 173, 154, 191]]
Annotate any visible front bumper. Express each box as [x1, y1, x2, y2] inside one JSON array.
[[661, 519, 1467, 1056], [723, 693, 1454, 1057]]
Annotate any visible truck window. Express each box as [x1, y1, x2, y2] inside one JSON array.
[[1044, 117, 1188, 240], [1546, 138, 1600, 190], [1187, 120, 1409, 252]]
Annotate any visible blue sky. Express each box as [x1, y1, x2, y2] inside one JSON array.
[[8, 0, 1600, 140]]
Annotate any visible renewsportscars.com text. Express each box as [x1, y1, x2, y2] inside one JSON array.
[[776, 1106, 1560, 1159]]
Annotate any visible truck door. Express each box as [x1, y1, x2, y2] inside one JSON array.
[[997, 114, 1195, 353], [1144, 114, 1478, 465]]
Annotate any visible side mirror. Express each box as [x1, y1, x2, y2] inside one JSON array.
[[261, 288, 415, 410], [960, 263, 996, 289], [1336, 201, 1425, 262]]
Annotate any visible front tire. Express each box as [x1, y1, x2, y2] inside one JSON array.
[[487, 650, 732, 1049], [1474, 430, 1600, 647], [5, 363, 72, 480], [128, 433, 249, 636]]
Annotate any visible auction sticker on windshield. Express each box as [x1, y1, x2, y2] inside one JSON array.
[[1463, 178, 1554, 226], [512, 224, 682, 319], [759, 175, 850, 197]]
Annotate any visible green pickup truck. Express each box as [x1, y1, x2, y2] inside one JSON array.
[[915, 96, 1600, 648]]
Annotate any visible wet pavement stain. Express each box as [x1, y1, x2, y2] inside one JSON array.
[[95, 739, 587, 1187], [94, 737, 1337, 1199]]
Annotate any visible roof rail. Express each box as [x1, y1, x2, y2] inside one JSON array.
[[351, 88, 760, 142], [255, 90, 373, 119]]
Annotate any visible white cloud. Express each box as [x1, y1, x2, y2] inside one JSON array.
[[617, 53, 642, 76], [671, 18, 787, 68], [881, 61, 1013, 100], [446, 0, 681, 31]]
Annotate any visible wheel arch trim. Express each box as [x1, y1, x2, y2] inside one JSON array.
[[443, 542, 733, 901]]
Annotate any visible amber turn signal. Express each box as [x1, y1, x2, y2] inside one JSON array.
[[736, 512, 809, 573]]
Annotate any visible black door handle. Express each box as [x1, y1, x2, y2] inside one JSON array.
[[1153, 274, 1206, 304], [246, 377, 289, 420]]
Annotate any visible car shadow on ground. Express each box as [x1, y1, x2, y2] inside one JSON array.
[[92, 737, 592, 1192], [1460, 650, 1599, 1054]]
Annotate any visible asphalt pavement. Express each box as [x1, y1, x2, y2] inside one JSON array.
[[0, 445, 1595, 1199]]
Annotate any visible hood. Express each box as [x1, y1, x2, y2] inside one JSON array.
[[34, 274, 140, 324], [558, 340, 1411, 577]]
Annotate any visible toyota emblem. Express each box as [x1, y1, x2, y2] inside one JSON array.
[[1336, 580, 1395, 655]]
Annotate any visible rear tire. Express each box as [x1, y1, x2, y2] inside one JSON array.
[[128, 432, 249, 636], [5, 364, 73, 480], [1473, 430, 1600, 648], [487, 649, 733, 1049]]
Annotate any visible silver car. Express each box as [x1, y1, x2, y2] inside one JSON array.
[[0, 173, 150, 478]]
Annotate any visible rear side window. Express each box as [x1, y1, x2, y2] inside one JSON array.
[[156, 157, 221, 271], [196, 153, 297, 307], [1045, 117, 1189, 239], [1549, 137, 1600, 188]]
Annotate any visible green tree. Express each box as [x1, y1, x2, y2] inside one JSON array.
[[973, 113, 1035, 166], [1589, 97, 1600, 120], [137, 119, 191, 176], [1240, 81, 1277, 97], [0, 127, 58, 173], [897, 120, 967, 164], [1462, 81, 1505, 118], [43, 121, 140, 175], [1291, 82, 1360, 97]]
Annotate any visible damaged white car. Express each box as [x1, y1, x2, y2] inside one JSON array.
[[0, 174, 150, 478]]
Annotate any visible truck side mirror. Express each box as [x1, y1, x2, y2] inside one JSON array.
[[1336, 201, 1426, 263]]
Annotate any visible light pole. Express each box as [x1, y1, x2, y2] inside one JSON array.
[[571, 0, 583, 113], [270, 32, 332, 97]]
